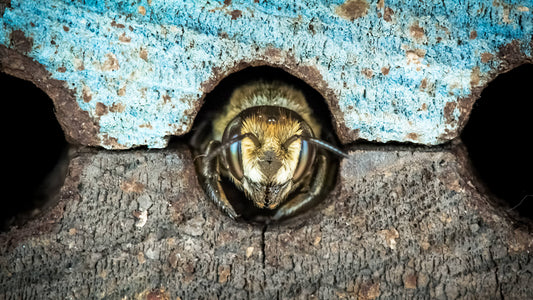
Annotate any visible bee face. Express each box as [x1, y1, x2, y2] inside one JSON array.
[[221, 106, 316, 209], [192, 80, 346, 221]]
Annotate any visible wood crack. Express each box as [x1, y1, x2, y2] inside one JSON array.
[[261, 223, 267, 269]]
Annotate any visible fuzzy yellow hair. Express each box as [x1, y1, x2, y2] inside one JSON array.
[[212, 81, 320, 140]]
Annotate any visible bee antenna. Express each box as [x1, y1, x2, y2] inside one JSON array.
[[204, 133, 260, 162], [287, 135, 349, 158]]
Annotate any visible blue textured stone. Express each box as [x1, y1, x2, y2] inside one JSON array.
[[1, 0, 532, 148]]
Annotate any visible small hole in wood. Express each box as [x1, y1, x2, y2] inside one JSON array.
[[188, 66, 343, 222], [461, 63, 533, 220], [0, 72, 68, 231]]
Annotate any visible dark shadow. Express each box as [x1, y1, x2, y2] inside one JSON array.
[[0, 72, 68, 231], [182, 66, 342, 222], [190, 66, 341, 142], [461, 63, 533, 219]]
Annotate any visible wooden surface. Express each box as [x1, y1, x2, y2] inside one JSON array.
[[1, 143, 532, 299], [2, 1, 532, 148]]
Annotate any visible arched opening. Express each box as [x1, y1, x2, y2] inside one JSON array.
[[461, 63, 533, 219], [193, 66, 338, 134], [1, 72, 68, 231], [187, 66, 343, 222]]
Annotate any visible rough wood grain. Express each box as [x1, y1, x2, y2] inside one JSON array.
[[1, 143, 531, 299]]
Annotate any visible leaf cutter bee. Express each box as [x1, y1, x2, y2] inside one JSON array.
[[191, 81, 347, 221]]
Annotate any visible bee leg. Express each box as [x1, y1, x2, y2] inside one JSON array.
[[189, 119, 211, 153], [273, 154, 334, 220], [200, 140, 240, 219]]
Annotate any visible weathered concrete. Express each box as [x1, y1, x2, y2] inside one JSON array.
[[1, 0, 532, 148], [1, 144, 531, 298]]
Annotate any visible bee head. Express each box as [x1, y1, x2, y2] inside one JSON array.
[[220, 106, 316, 209]]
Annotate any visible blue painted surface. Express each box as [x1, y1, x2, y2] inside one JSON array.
[[1, 0, 532, 148]]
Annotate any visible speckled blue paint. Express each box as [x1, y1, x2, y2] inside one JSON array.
[[1, 0, 532, 148]]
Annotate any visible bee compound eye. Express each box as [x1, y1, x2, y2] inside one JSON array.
[[225, 137, 244, 180], [222, 116, 245, 180], [292, 139, 316, 183]]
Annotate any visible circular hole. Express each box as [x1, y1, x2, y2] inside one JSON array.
[[187, 66, 342, 222], [461, 63, 533, 219], [0, 72, 68, 230]]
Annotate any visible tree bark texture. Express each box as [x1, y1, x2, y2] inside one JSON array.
[[1, 143, 532, 299]]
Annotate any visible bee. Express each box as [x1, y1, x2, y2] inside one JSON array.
[[191, 81, 347, 221]]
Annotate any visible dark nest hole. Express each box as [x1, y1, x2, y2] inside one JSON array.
[[186, 66, 342, 222], [1, 72, 68, 231], [461, 63, 533, 220]]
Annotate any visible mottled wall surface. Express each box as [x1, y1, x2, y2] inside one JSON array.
[[1, 145, 532, 298], [1, 0, 532, 148]]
